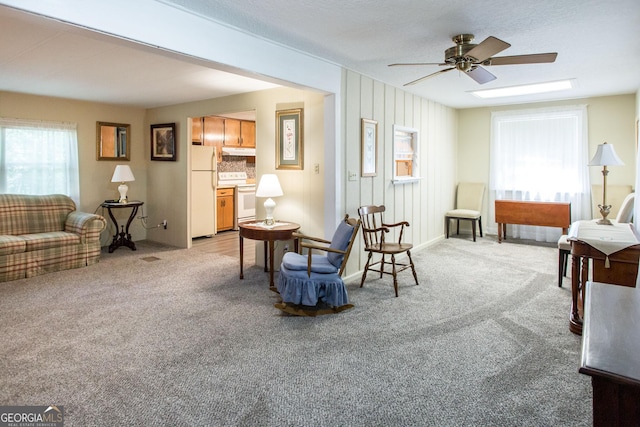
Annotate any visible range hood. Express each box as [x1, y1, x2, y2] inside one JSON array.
[[222, 147, 256, 156]]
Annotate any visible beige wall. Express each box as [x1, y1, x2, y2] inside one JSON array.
[[458, 94, 638, 231], [0, 91, 148, 246]]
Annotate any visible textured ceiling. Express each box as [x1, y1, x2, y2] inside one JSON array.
[[160, 0, 640, 108], [0, 0, 638, 109]]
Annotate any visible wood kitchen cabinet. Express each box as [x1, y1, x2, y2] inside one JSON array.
[[224, 119, 241, 147], [216, 188, 235, 232], [223, 119, 255, 148], [191, 117, 203, 144], [204, 116, 224, 162], [240, 120, 255, 147]]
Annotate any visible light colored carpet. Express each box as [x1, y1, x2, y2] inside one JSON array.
[[0, 237, 591, 426]]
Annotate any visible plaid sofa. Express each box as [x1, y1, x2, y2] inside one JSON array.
[[0, 194, 106, 282]]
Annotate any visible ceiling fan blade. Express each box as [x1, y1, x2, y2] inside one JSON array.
[[466, 36, 511, 62], [485, 52, 558, 65], [404, 67, 455, 86], [466, 66, 497, 84], [389, 62, 446, 67]]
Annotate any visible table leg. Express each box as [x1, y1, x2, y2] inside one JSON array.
[[106, 208, 120, 253], [263, 241, 268, 272], [239, 234, 244, 279], [122, 205, 139, 250], [498, 223, 503, 243], [268, 240, 276, 291], [569, 253, 583, 334]]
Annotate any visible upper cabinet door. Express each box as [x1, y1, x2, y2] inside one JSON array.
[[223, 119, 241, 147], [240, 120, 256, 148], [204, 116, 224, 162], [191, 117, 203, 144]]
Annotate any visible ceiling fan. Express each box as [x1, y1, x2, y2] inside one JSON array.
[[389, 34, 557, 86]]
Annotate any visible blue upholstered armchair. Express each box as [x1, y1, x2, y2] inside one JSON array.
[[274, 215, 361, 316]]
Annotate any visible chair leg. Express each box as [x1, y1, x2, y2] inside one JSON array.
[[360, 252, 373, 288], [379, 254, 385, 278], [471, 219, 477, 242], [479, 216, 483, 237], [558, 249, 570, 287], [456, 219, 460, 235], [557, 250, 563, 287], [407, 250, 419, 286], [445, 217, 450, 238], [391, 254, 398, 297]]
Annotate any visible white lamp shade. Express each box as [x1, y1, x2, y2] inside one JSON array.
[[111, 165, 135, 182], [256, 174, 283, 198], [588, 142, 624, 167]]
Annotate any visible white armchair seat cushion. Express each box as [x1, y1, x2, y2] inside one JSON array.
[[445, 208, 481, 219], [558, 235, 571, 251]]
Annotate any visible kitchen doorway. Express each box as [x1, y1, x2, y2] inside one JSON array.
[[190, 110, 257, 258]]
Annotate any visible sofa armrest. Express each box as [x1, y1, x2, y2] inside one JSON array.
[[65, 212, 107, 243]]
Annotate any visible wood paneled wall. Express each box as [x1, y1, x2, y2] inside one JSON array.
[[341, 70, 458, 279]]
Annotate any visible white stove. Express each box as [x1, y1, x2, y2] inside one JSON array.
[[217, 171, 256, 228], [218, 171, 249, 186]]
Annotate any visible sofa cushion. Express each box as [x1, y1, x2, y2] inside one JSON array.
[[0, 235, 27, 256], [21, 232, 81, 251], [0, 194, 76, 235]]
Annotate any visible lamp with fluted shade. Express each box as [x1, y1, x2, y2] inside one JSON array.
[[111, 165, 135, 203], [588, 142, 624, 225], [256, 174, 283, 226]]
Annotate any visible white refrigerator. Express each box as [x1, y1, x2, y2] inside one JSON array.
[[191, 145, 217, 238]]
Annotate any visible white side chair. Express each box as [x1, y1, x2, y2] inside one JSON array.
[[557, 192, 635, 287], [445, 182, 485, 242]]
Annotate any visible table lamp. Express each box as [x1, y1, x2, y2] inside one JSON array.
[[111, 165, 135, 203], [256, 174, 283, 226], [588, 142, 624, 225]]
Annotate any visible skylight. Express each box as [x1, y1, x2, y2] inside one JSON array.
[[470, 80, 574, 99]]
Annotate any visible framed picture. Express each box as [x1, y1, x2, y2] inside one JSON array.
[[150, 123, 176, 161], [276, 108, 303, 170], [361, 118, 378, 177]]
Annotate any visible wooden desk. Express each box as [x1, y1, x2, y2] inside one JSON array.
[[238, 221, 300, 290], [101, 200, 143, 253], [495, 200, 570, 243], [580, 282, 640, 426], [569, 221, 640, 334]]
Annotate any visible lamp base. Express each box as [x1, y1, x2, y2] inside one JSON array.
[[263, 198, 276, 226], [597, 204, 612, 225], [118, 183, 129, 204]]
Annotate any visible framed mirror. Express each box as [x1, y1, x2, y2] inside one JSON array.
[[97, 121, 130, 160]]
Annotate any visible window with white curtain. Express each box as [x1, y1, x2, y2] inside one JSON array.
[[489, 105, 590, 242], [0, 118, 80, 205]]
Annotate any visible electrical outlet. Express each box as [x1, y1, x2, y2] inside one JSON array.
[[314, 163, 320, 174], [162, 220, 167, 229], [284, 244, 289, 253]]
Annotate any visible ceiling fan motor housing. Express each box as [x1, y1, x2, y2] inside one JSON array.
[[445, 34, 478, 71]]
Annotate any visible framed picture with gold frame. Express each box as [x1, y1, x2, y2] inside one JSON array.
[[361, 118, 378, 177], [276, 108, 303, 170]]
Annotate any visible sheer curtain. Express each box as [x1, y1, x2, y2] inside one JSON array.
[[489, 105, 590, 242], [0, 118, 80, 205]]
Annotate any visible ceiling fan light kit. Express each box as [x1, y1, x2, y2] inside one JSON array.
[[390, 34, 558, 87]]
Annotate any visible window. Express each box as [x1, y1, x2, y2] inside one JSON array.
[[489, 105, 590, 242], [0, 118, 80, 204], [392, 125, 420, 184]]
